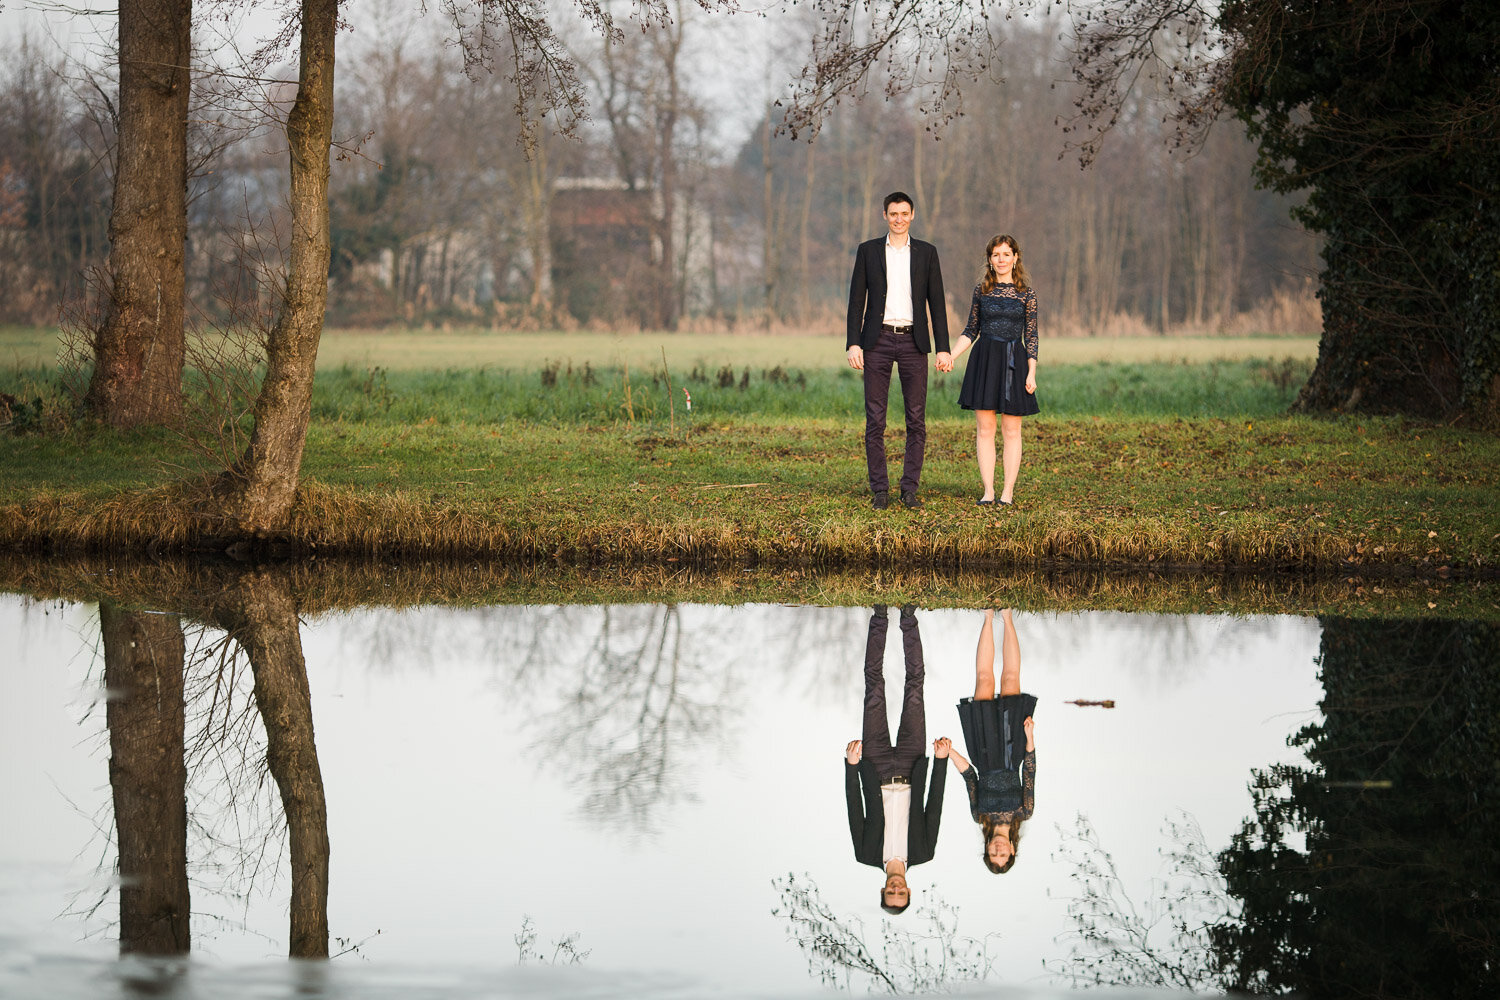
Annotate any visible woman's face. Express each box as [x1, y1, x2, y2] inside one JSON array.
[[990, 243, 1016, 280], [987, 827, 1014, 866]]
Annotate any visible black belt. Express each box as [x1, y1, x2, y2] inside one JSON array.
[[880, 324, 913, 334], [884, 774, 911, 785]]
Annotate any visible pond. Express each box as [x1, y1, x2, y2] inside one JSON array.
[[2, 564, 1495, 998]]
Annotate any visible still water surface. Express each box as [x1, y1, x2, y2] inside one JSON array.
[[1, 586, 1488, 997]]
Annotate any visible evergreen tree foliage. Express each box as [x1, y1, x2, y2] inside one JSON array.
[[1219, 0, 1500, 425]]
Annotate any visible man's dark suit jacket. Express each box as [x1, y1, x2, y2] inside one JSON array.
[[845, 756, 947, 868], [846, 237, 950, 355]]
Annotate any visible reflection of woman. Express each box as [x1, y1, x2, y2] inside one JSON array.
[[944, 235, 1039, 506], [943, 608, 1036, 873]]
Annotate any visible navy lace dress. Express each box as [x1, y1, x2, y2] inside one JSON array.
[[956, 693, 1037, 822], [957, 282, 1039, 416]]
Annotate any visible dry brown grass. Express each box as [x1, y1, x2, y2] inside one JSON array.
[[2, 552, 1492, 622], [0, 476, 1480, 579]]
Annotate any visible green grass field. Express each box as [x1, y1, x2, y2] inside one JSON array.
[[1, 326, 1495, 584]]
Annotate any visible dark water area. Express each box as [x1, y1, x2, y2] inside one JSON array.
[[2, 561, 1496, 999]]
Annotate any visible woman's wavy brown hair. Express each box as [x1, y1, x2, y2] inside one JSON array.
[[978, 234, 1030, 296], [980, 814, 1024, 874]]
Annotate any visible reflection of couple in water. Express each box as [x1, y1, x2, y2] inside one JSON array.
[[844, 607, 1036, 911]]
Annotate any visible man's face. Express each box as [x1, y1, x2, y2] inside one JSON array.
[[884, 201, 913, 238], [882, 873, 910, 908]]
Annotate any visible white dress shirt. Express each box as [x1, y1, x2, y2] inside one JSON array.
[[882, 236, 914, 328], [881, 781, 912, 865]]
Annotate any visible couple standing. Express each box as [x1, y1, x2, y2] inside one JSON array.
[[846, 192, 1039, 509]]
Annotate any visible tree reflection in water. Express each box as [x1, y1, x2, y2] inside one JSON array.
[[1050, 618, 1500, 998], [92, 570, 331, 959], [771, 873, 995, 993], [319, 600, 864, 834], [208, 569, 330, 959], [1047, 812, 1231, 990], [101, 602, 190, 955], [530, 604, 735, 831], [1213, 618, 1500, 998]]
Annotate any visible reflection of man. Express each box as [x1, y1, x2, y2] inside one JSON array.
[[846, 191, 950, 510], [844, 605, 948, 914]]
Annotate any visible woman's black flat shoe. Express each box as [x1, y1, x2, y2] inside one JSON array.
[[976, 498, 995, 506]]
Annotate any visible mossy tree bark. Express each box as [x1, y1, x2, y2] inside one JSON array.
[[85, 0, 191, 428], [214, 569, 330, 957], [214, 0, 336, 533], [102, 601, 190, 955]]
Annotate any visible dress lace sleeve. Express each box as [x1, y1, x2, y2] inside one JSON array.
[[960, 285, 982, 342], [1018, 750, 1036, 819], [962, 765, 982, 821], [1023, 289, 1038, 361]]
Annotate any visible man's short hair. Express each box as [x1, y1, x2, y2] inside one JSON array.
[[883, 191, 914, 213], [880, 889, 912, 914]]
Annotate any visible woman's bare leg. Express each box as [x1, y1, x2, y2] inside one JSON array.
[[974, 609, 997, 700], [999, 414, 1024, 503], [975, 410, 997, 501], [998, 608, 1022, 696]]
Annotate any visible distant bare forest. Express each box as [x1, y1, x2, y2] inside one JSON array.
[[0, 6, 1319, 335]]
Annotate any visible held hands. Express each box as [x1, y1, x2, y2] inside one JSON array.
[[847, 346, 865, 371], [935, 737, 971, 772], [1024, 716, 1035, 752], [935, 351, 954, 373], [846, 740, 863, 764]]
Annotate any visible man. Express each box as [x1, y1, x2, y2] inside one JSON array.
[[846, 192, 950, 510], [844, 605, 949, 914]]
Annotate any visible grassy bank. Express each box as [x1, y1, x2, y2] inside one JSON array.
[[2, 404, 1495, 574], [2, 329, 1493, 574]]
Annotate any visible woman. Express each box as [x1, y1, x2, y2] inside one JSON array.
[[943, 608, 1036, 874], [945, 235, 1039, 506]]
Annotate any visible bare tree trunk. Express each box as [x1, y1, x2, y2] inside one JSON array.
[[213, 0, 337, 533], [85, 0, 190, 427], [1159, 186, 1173, 332], [761, 104, 777, 328], [799, 142, 816, 320], [102, 602, 190, 955], [526, 140, 553, 315], [655, 14, 683, 331], [214, 570, 330, 958]]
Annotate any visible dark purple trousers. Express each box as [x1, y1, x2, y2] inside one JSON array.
[[862, 610, 927, 783], [863, 329, 928, 495]]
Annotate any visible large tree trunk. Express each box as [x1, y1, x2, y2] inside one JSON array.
[[214, 570, 330, 958], [85, 0, 191, 427], [102, 602, 190, 955], [213, 0, 337, 533]]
